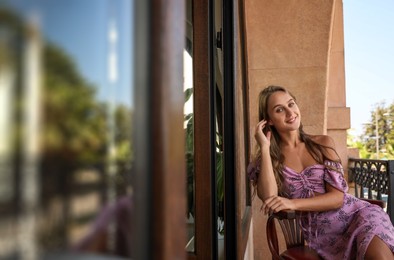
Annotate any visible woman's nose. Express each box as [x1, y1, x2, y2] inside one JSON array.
[[285, 108, 293, 117]]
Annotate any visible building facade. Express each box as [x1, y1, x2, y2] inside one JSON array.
[[0, 0, 348, 259]]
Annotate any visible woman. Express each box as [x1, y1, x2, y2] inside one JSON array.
[[247, 85, 394, 259]]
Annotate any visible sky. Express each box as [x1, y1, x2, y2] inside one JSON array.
[[343, 0, 394, 136], [3, 0, 133, 107]]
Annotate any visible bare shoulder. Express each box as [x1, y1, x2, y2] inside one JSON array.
[[310, 135, 336, 148], [310, 135, 339, 160]]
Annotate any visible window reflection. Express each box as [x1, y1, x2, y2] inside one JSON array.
[[185, 0, 195, 253], [0, 1, 133, 258], [184, 50, 194, 252]]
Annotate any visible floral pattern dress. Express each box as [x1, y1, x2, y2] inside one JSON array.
[[248, 160, 394, 260]]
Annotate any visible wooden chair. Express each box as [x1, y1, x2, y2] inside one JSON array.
[[266, 198, 384, 260], [266, 209, 321, 260]]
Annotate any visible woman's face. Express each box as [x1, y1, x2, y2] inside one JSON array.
[[266, 91, 301, 132]]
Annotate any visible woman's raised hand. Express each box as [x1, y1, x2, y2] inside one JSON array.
[[254, 120, 271, 149]]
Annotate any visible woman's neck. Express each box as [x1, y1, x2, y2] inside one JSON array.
[[279, 130, 301, 148]]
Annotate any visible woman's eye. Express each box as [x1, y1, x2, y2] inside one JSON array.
[[276, 107, 284, 113]]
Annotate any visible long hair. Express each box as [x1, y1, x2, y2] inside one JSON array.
[[252, 85, 340, 195]]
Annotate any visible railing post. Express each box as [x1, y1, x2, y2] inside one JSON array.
[[388, 160, 394, 224]]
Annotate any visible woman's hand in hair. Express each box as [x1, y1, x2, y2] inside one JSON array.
[[254, 119, 272, 150]]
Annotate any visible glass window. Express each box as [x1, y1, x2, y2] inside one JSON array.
[[0, 1, 133, 258], [184, 0, 195, 252]]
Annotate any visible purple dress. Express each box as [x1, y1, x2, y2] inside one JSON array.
[[248, 160, 394, 259]]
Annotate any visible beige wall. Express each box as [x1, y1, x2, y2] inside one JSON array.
[[244, 0, 349, 258], [326, 0, 350, 177]]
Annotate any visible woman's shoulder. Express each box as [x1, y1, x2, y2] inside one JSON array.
[[310, 135, 336, 148], [309, 135, 339, 161]]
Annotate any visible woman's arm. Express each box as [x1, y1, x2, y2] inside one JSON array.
[[291, 183, 344, 211], [253, 120, 278, 200], [262, 180, 344, 214], [257, 146, 278, 200]]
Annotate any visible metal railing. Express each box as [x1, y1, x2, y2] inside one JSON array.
[[348, 158, 394, 224]]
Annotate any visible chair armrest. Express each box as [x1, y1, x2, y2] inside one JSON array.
[[360, 198, 386, 208], [271, 209, 297, 220]]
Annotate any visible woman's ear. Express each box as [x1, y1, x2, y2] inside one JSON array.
[[268, 119, 274, 126]]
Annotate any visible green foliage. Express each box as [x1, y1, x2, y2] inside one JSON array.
[[40, 43, 134, 165], [216, 133, 224, 203], [1, 6, 134, 249], [42, 43, 108, 164], [348, 103, 394, 159], [184, 88, 195, 218], [114, 104, 133, 162], [184, 88, 225, 224]]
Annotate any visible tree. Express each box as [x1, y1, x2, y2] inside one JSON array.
[[358, 103, 394, 159], [1, 5, 134, 251], [384, 103, 394, 158], [43, 43, 108, 164]]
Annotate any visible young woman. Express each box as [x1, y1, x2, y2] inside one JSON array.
[[247, 85, 394, 259]]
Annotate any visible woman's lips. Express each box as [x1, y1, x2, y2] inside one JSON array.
[[286, 116, 297, 123]]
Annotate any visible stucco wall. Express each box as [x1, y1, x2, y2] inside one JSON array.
[[327, 0, 350, 176], [244, 0, 349, 258]]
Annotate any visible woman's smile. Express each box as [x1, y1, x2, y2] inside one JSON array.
[[286, 115, 297, 124]]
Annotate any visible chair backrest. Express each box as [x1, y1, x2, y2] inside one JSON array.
[[266, 210, 304, 254], [360, 198, 385, 208], [266, 201, 385, 259]]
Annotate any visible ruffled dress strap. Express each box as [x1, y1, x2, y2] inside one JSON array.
[[323, 160, 348, 192]]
